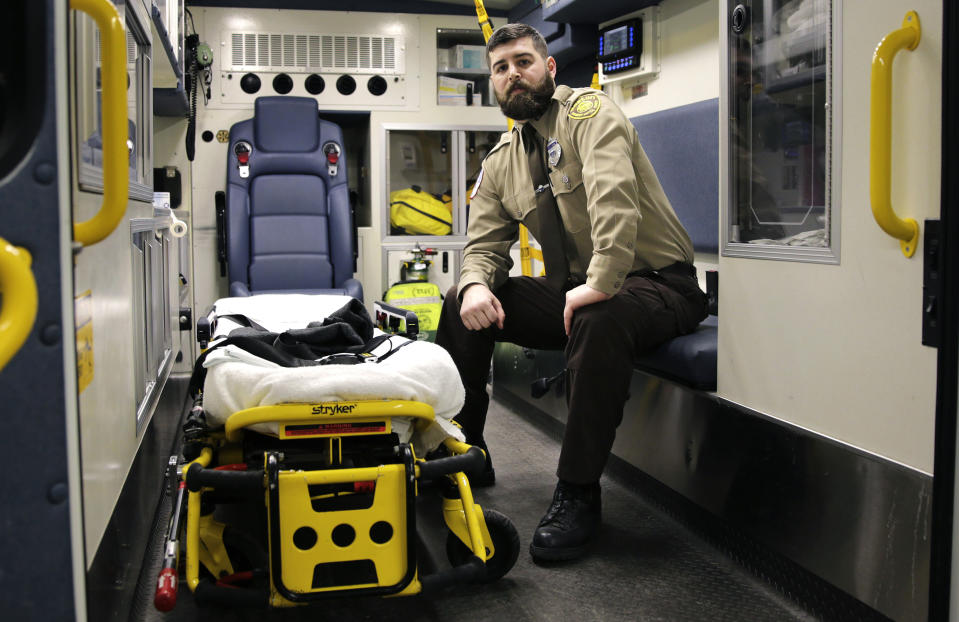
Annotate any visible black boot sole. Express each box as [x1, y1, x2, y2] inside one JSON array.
[[528, 540, 590, 562]]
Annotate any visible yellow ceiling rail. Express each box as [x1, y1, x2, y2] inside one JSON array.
[[870, 11, 921, 257], [0, 239, 38, 372], [71, 0, 128, 246]]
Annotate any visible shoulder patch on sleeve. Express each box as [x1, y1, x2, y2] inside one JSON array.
[[470, 167, 484, 199], [568, 92, 601, 120]]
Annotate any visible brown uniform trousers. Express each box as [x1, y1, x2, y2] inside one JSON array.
[[436, 266, 708, 485]]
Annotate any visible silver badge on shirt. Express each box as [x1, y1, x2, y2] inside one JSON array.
[[546, 138, 562, 168]]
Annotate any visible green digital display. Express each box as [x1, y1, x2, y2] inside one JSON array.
[[604, 25, 629, 56]]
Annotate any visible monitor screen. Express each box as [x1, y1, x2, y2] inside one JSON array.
[[604, 25, 630, 55]]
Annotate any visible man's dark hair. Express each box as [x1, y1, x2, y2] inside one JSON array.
[[486, 23, 549, 65]]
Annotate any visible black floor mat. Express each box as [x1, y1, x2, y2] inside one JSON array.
[[134, 398, 815, 622]]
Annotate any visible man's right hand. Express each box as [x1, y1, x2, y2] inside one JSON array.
[[459, 283, 505, 331]]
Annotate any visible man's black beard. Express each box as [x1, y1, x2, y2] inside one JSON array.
[[497, 73, 556, 121]]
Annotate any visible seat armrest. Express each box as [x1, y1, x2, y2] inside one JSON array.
[[340, 278, 363, 303], [230, 281, 252, 297]]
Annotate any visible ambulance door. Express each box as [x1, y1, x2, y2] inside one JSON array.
[[0, 1, 85, 619], [720, 1, 942, 618]]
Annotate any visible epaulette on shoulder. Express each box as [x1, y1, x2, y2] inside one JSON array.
[[483, 131, 513, 161]]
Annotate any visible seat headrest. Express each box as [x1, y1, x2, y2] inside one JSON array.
[[254, 97, 319, 152]]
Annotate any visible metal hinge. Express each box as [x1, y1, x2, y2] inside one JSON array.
[[923, 219, 940, 347]]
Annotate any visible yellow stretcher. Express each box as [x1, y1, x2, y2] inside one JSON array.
[[154, 303, 519, 610]]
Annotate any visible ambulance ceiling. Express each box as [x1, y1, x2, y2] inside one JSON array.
[[185, 1, 525, 17]]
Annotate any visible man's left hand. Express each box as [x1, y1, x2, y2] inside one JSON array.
[[563, 284, 611, 335]]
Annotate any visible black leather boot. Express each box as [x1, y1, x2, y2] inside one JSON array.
[[529, 480, 601, 561], [469, 438, 496, 488]]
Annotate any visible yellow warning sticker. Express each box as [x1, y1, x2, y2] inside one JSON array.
[[568, 93, 601, 119], [75, 290, 94, 392]]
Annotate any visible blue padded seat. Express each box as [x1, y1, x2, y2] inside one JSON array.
[[631, 99, 719, 254], [627, 100, 720, 390], [634, 315, 717, 391], [225, 96, 362, 300]]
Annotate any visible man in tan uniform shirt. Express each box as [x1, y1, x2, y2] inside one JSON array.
[[435, 24, 707, 562]]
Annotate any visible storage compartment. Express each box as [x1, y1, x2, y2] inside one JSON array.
[[436, 29, 495, 107], [450, 44, 487, 70], [437, 76, 473, 106]]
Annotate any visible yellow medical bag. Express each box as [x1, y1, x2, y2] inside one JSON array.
[[384, 281, 443, 341], [389, 186, 452, 236]]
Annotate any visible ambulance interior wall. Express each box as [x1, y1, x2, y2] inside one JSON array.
[[189, 8, 507, 315]]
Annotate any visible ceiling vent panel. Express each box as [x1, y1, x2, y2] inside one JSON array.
[[270, 34, 282, 67], [224, 30, 404, 75]]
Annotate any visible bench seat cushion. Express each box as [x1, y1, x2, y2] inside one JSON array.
[[631, 99, 719, 254], [634, 315, 717, 391]]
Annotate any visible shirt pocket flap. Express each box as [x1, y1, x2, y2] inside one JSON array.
[[548, 165, 584, 197], [501, 190, 536, 221]]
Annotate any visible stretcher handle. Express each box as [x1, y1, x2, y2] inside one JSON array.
[[185, 463, 263, 493], [154, 477, 187, 612], [416, 446, 486, 480], [0, 240, 38, 372], [185, 448, 213, 592], [420, 555, 486, 592], [224, 400, 435, 442], [70, 0, 129, 246], [869, 10, 921, 257], [153, 569, 178, 612]]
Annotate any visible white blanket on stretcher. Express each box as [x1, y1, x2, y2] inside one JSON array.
[[200, 295, 466, 454]]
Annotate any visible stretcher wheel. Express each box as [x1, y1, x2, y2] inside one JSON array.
[[445, 508, 520, 583]]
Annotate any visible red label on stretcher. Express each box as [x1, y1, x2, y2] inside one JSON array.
[[282, 421, 388, 437]]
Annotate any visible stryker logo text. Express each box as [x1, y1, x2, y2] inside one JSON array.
[[311, 403, 357, 415]]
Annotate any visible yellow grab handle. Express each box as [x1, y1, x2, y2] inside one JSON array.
[[71, 0, 128, 246], [0, 239, 39, 372], [870, 11, 921, 257]]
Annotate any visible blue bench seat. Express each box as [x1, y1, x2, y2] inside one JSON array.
[[634, 314, 717, 391], [629, 98, 720, 392]]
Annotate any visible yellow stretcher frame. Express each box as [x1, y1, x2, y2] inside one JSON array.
[[182, 399, 496, 606]]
